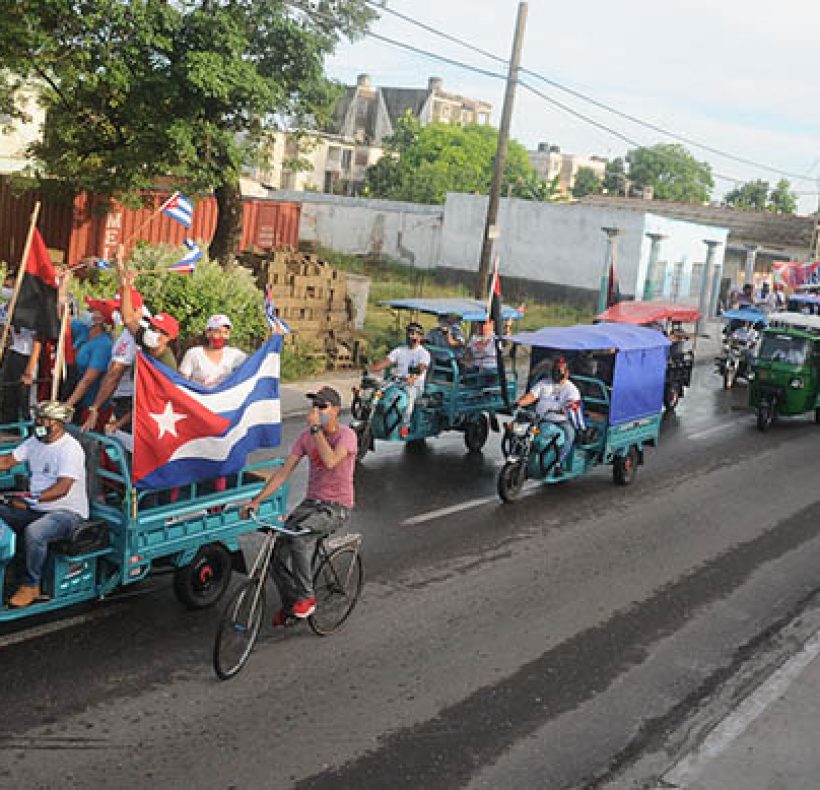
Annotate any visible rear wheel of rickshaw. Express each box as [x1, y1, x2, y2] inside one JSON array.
[[213, 578, 265, 680], [757, 402, 774, 432], [464, 414, 489, 453], [613, 446, 638, 486], [498, 460, 526, 503], [174, 543, 232, 609], [309, 547, 364, 636]]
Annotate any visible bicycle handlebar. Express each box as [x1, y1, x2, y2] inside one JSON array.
[[249, 509, 312, 537]]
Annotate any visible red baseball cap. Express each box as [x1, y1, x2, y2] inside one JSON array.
[[149, 312, 179, 340]]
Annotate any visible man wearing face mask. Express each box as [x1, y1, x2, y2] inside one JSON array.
[[243, 387, 356, 623], [0, 401, 88, 607], [369, 322, 431, 438], [514, 357, 583, 476], [179, 314, 247, 387]]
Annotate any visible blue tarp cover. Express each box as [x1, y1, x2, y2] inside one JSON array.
[[380, 298, 523, 321], [720, 308, 769, 325], [509, 323, 670, 424]]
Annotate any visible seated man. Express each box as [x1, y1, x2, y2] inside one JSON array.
[[0, 401, 88, 607], [730, 320, 759, 348], [514, 357, 584, 476], [425, 313, 466, 361], [369, 322, 431, 438]]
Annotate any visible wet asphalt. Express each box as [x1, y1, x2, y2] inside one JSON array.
[[1, 363, 819, 790]]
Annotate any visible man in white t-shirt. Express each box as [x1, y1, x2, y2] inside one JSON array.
[[369, 322, 431, 437], [515, 357, 584, 475], [0, 401, 88, 607]]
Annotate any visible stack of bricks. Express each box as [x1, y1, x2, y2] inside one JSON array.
[[265, 248, 358, 369]]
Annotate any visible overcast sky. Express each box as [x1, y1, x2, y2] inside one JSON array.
[[325, 0, 820, 214]]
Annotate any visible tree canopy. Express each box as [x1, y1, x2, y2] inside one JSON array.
[[724, 177, 797, 214], [571, 166, 602, 198], [364, 114, 539, 204], [1, 0, 373, 262], [626, 143, 714, 203]]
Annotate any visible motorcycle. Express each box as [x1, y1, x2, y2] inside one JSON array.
[[715, 336, 756, 390], [349, 370, 384, 462]]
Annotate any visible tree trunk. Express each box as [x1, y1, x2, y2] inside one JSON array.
[[209, 180, 243, 266]]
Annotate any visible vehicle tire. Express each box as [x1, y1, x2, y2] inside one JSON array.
[[309, 547, 363, 636], [815, 408, 820, 425], [174, 543, 232, 609], [354, 424, 372, 463], [664, 385, 680, 412], [213, 579, 265, 680], [350, 395, 365, 421], [723, 365, 736, 390], [757, 402, 774, 432], [613, 446, 638, 486], [464, 414, 490, 453], [498, 460, 526, 503]]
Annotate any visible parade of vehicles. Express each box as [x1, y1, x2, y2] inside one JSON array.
[[749, 311, 820, 431], [350, 298, 522, 460], [596, 300, 699, 412], [497, 323, 669, 502], [715, 307, 769, 390], [0, 426, 289, 624]]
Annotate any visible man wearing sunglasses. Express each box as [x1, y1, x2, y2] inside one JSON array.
[[244, 386, 356, 623]]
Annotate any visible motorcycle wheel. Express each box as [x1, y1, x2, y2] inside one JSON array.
[[498, 461, 526, 503], [757, 402, 774, 432], [355, 424, 372, 462], [464, 414, 489, 453], [816, 408, 820, 425], [664, 385, 680, 412], [350, 395, 364, 421], [723, 365, 736, 390]]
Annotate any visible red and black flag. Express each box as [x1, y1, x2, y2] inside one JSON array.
[[12, 228, 60, 339]]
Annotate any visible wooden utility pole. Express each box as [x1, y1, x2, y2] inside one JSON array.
[[475, 2, 528, 298]]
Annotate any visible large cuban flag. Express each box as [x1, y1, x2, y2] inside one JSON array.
[[132, 336, 282, 489]]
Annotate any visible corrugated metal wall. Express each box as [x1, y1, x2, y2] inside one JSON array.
[[0, 178, 301, 268]]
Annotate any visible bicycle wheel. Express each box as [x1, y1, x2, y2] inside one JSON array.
[[308, 547, 363, 636], [213, 578, 266, 680]]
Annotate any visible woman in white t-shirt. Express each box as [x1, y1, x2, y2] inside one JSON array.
[[179, 314, 247, 388]]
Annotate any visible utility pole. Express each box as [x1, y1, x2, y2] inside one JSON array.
[[475, 2, 528, 298]]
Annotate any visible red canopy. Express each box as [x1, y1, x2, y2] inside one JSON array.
[[596, 301, 700, 325]]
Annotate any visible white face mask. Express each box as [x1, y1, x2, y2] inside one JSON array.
[[142, 328, 161, 349]]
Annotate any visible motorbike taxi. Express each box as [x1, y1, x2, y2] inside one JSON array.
[[715, 307, 768, 390], [350, 298, 521, 460], [596, 300, 699, 412], [0, 431, 288, 624], [497, 323, 669, 502], [749, 311, 820, 431]]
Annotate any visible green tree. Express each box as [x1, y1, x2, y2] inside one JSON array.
[[571, 166, 602, 198], [626, 143, 713, 203], [603, 157, 626, 194], [1, 0, 372, 264], [365, 114, 538, 204], [767, 178, 797, 214], [724, 179, 769, 210]]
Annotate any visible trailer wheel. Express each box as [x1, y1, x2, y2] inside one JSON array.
[[174, 543, 232, 609], [613, 446, 638, 486]]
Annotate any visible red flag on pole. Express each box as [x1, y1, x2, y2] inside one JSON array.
[[13, 228, 60, 338]]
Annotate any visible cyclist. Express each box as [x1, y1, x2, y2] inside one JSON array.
[[244, 386, 356, 624]]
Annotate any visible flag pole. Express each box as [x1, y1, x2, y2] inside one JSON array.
[[0, 202, 41, 365], [50, 270, 73, 400], [486, 254, 499, 317], [119, 191, 179, 250]]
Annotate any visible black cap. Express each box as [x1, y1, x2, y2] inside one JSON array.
[[305, 386, 341, 408]]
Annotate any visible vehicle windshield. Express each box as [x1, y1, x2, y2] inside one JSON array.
[[758, 335, 810, 365]]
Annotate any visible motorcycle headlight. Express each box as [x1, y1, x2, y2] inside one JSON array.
[[747, 370, 755, 381], [789, 377, 803, 389], [512, 422, 529, 436]]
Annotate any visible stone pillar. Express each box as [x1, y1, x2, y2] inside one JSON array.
[[744, 245, 758, 287], [697, 240, 721, 335], [643, 233, 667, 301], [599, 227, 621, 314]]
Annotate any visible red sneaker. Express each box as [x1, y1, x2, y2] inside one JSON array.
[[272, 608, 289, 627], [399, 426, 410, 438], [291, 597, 317, 619]]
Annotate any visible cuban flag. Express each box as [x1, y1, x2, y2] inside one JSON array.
[[169, 238, 202, 274], [566, 399, 587, 432], [160, 192, 194, 228], [132, 336, 282, 489], [264, 285, 291, 334]]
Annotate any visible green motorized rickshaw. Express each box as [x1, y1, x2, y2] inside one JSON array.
[[749, 311, 820, 431]]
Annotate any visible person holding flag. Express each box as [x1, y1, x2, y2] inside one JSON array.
[[179, 314, 246, 388]]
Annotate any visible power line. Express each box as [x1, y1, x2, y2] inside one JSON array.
[[367, 0, 816, 184]]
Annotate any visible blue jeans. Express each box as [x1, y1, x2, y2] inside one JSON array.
[[0, 505, 84, 586], [542, 418, 575, 466]]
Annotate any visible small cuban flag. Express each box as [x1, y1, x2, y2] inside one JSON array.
[[264, 285, 292, 334], [169, 238, 202, 274], [160, 192, 194, 229], [132, 336, 283, 489], [94, 258, 113, 270]]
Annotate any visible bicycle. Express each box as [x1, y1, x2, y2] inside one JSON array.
[[213, 511, 364, 680]]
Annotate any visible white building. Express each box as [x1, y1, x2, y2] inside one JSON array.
[[0, 85, 45, 174]]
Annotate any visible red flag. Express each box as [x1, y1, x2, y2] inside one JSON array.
[[26, 228, 58, 286], [13, 228, 60, 338]]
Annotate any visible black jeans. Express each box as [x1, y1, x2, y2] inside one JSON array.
[[1, 350, 31, 424]]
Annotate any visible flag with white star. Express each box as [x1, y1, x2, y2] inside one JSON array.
[[132, 336, 283, 488]]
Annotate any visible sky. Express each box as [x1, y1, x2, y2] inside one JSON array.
[[325, 0, 820, 215]]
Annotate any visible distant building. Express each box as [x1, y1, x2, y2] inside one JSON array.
[[0, 85, 45, 174], [527, 142, 607, 196]]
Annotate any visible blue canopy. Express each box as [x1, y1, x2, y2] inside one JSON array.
[[380, 298, 523, 322], [788, 294, 820, 305], [509, 323, 670, 424], [720, 308, 769, 325]]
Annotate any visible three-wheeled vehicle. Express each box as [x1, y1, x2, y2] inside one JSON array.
[[715, 307, 768, 390], [596, 300, 699, 412], [786, 293, 820, 316], [0, 426, 288, 623], [497, 323, 669, 502], [351, 298, 521, 459], [749, 311, 820, 431]]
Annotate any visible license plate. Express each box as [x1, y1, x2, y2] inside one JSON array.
[[758, 370, 768, 381]]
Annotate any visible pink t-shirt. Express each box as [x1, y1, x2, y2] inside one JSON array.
[[290, 425, 357, 508]]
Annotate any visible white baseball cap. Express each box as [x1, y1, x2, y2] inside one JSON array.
[[206, 314, 232, 330]]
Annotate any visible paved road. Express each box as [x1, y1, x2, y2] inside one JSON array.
[[1, 366, 819, 790]]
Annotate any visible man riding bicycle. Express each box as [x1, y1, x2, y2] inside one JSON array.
[[244, 386, 356, 624]]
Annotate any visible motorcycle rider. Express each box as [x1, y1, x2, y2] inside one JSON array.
[[369, 322, 431, 438]]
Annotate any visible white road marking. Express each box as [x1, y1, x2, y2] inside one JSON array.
[[401, 482, 540, 526], [686, 415, 747, 441], [662, 627, 820, 787], [0, 606, 120, 649]]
